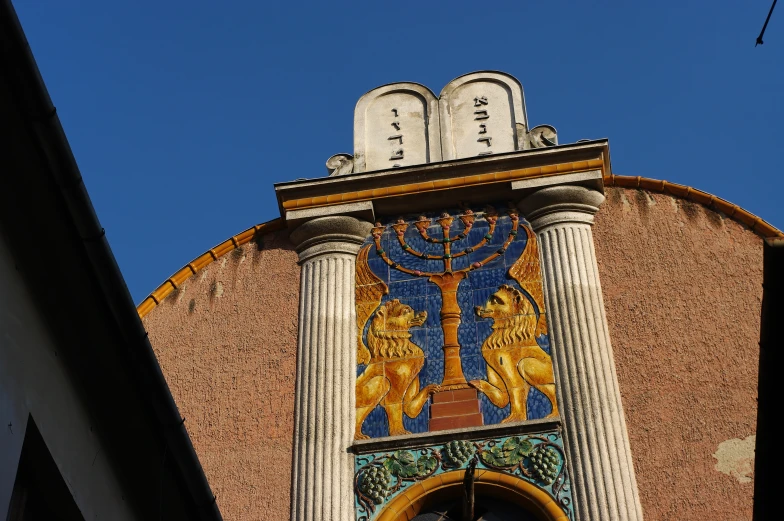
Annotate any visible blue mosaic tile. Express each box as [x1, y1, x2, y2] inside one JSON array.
[[425, 295, 443, 324], [505, 236, 528, 263], [482, 253, 506, 269], [473, 286, 498, 309], [468, 267, 507, 289], [450, 230, 472, 252], [425, 327, 444, 355], [362, 406, 389, 438], [367, 257, 389, 281], [451, 253, 471, 271], [403, 406, 429, 434], [463, 355, 487, 381], [421, 356, 443, 386], [457, 289, 475, 323], [410, 328, 427, 350], [491, 223, 511, 245], [479, 394, 509, 424], [536, 333, 552, 355], [476, 321, 493, 345], [465, 226, 491, 248], [460, 336, 483, 359], [388, 278, 429, 299], [457, 322, 478, 348], [423, 329, 443, 360], [527, 387, 553, 419]]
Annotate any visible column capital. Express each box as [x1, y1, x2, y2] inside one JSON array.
[[289, 215, 373, 263], [519, 185, 605, 231]]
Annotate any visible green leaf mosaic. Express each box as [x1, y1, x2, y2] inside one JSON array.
[[354, 430, 573, 521]]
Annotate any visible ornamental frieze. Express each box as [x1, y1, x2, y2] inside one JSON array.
[[355, 205, 558, 439], [354, 431, 573, 521]]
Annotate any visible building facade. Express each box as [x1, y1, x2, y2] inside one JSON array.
[[139, 72, 775, 521]]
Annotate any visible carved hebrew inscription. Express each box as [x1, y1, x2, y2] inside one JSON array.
[[439, 72, 527, 160], [364, 95, 427, 170], [445, 82, 515, 159], [354, 84, 440, 172]]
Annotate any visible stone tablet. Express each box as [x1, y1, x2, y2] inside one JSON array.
[[353, 83, 441, 173], [439, 71, 528, 160]]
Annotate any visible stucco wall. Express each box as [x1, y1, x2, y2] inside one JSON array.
[[143, 187, 765, 521], [0, 233, 136, 520], [594, 187, 762, 521], [142, 230, 300, 521]]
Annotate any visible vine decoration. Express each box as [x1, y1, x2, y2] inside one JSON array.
[[355, 449, 441, 517], [354, 433, 572, 521]]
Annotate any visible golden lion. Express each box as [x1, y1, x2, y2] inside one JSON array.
[[471, 284, 558, 422], [355, 299, 438, 438]]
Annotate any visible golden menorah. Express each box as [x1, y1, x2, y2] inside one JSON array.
[[370, 208, 520, 390]]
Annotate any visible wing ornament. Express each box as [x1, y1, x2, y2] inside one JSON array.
[[355, 244, 388, 365], [508, 224, 548, 337]]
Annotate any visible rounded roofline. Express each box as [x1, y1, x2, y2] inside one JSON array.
[[137, 176, 782, 319]]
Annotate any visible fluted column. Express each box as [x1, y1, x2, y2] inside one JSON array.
[[520, 185, 643, 521], [289, 215, 373, 521]]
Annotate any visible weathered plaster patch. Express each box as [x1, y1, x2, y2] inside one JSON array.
[[713, 435, 755, 483], [619, 190, 632, 213], [212, 281, 224, 298]]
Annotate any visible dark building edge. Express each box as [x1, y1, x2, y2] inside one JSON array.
[[754, 238, 783, 521], [0, 1, 222, 519]]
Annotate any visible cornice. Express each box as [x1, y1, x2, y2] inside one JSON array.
[[137, 176, 782, 319]]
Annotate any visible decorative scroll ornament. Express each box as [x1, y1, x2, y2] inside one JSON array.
[[326, 153, 355, 176], [354, 432, 573, 521], [526, 124, 558, 148]]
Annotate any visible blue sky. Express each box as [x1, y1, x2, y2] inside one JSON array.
[[14, 1, 783, 303]]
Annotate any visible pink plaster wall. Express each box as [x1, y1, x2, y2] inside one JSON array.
[[142, 187, 764, 521], [594, 187, 762, 520], [142, 230, 299, 521]]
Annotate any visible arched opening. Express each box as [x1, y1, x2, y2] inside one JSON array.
[[375, 469, 568, 521], [410, 497, 540, 520]]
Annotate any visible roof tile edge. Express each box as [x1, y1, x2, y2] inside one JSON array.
[[137, 219, 284, 318]]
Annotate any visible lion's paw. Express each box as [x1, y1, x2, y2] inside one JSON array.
[[388, 429, 412, 436], [424, 384, 442, 395], [501, 414, 528, 424]]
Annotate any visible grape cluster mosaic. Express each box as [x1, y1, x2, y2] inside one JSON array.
[[354, 431, 573, 521]]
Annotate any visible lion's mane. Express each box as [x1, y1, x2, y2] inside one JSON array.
[[367, 302, 424, 359], [483, 313, 538, 350]]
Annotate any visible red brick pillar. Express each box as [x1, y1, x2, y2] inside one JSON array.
[[429, 389, 484, 431]]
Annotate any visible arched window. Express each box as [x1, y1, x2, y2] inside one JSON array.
[[411, 497, 540, 521], [374, 469, 568, 521]]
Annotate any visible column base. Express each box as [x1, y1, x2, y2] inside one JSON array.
[[429, 389, 484, 431]]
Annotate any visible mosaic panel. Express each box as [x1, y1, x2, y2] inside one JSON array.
[[354, 431, 573, 521], [355, 205, 558, 440]]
